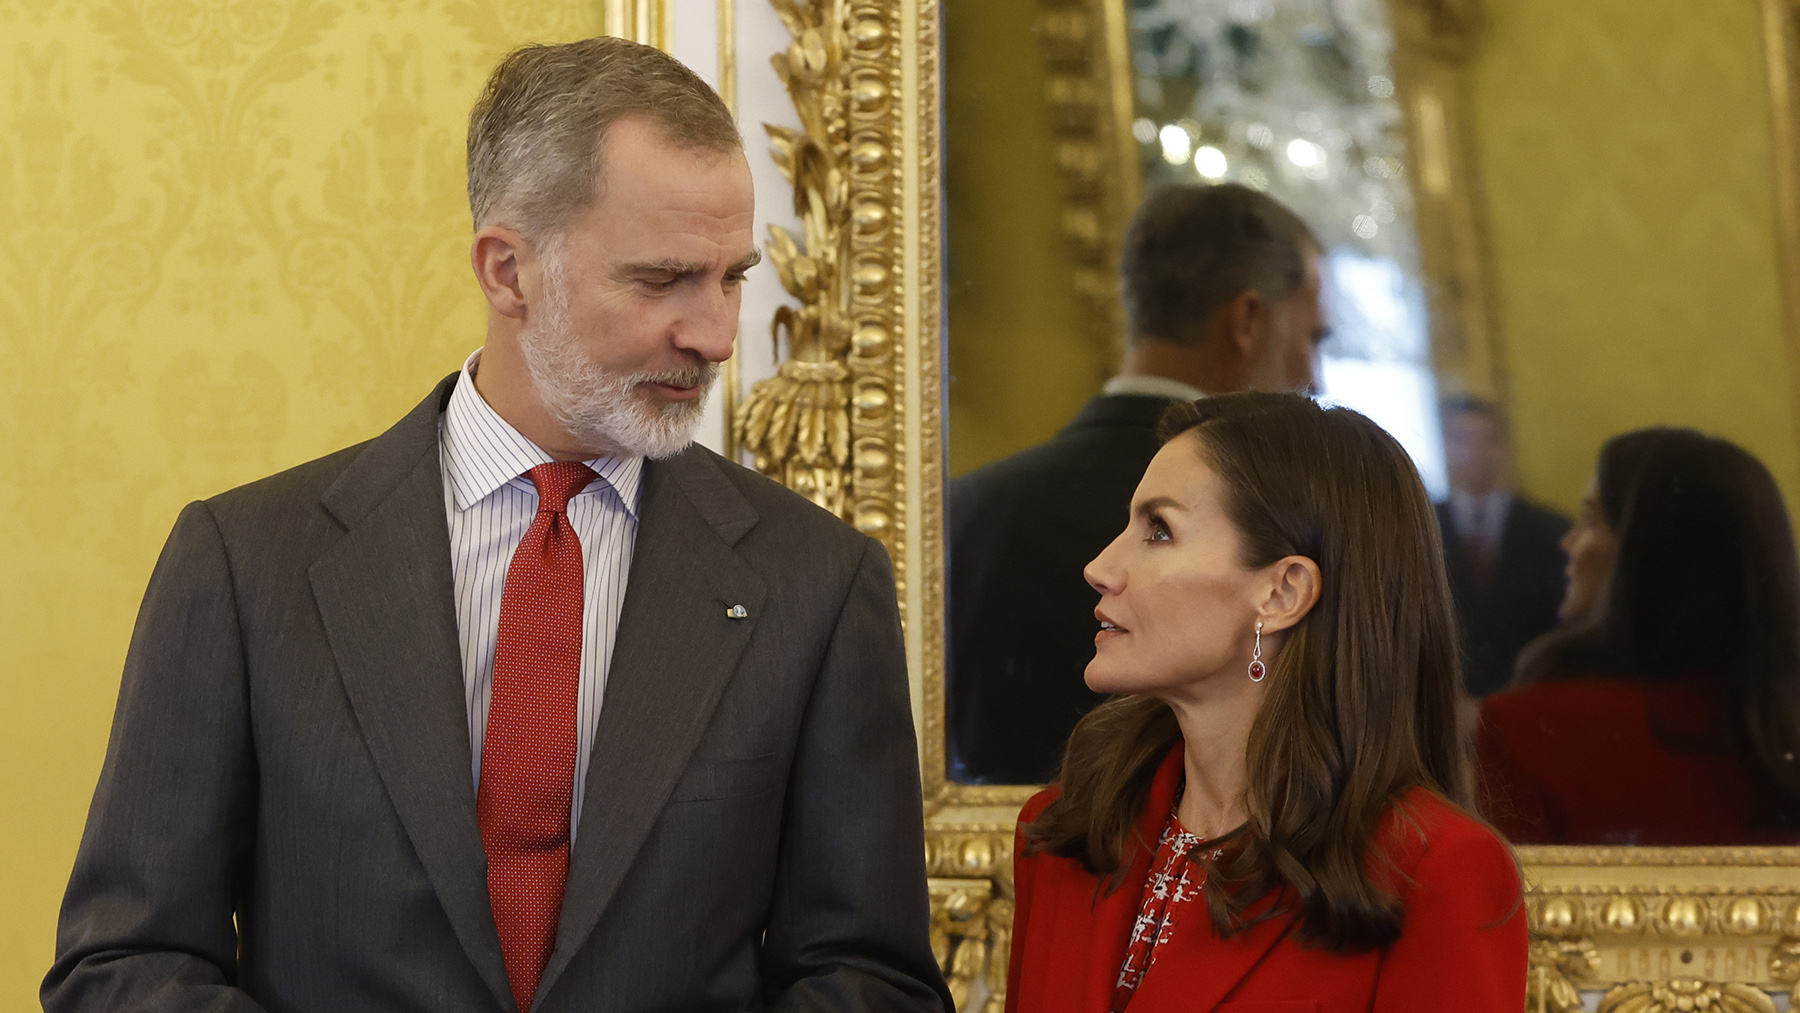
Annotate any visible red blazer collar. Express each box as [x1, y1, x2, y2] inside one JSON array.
[[1049, 746, 1301, 1012]]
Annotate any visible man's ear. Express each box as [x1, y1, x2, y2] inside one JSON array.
[[471, 225, 532, 320], [1220, 287, 1268, 360], [1256, 555, 1322, 634]]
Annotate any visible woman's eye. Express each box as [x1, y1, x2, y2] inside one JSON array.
[[1145, 517, 1171, 543]]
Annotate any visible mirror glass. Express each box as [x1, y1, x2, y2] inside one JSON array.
[[942, 0, 1800, 846]]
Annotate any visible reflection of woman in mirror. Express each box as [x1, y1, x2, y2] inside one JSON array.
[[1006, 394, 1525, 1012], [1477, 428, 1800, 845]]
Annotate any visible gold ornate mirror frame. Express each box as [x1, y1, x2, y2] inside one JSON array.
[[737, 0, 1800, 1008]]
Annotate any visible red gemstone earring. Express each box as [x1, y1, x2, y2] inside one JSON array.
[[1248, 621, 1267, 682]]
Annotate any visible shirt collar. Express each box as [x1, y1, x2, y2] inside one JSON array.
[[441, 348, 644, 517], [1101, 374, 1209, 402]]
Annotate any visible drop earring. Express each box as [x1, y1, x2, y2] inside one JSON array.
[[1248, 621, 1266, 682]]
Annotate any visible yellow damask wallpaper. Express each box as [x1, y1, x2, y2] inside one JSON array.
[[1470, 0, 1800, 514], [0, 1, 603, 1002]]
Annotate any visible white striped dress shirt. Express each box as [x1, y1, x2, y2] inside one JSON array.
[[439, 350, 643, 837]]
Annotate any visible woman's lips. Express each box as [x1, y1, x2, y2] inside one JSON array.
[[1095, 612, 1127, 647]]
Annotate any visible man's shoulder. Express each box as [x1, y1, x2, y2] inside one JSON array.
[[951, 398, 1165, 501], [203, 376, 454, 533], [206, 441, 369, 515]]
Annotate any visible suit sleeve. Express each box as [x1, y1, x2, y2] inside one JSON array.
[[42, 502, 267, 1013], [1370, 823, 1527, 1011], [762, 538, 953, 1012]]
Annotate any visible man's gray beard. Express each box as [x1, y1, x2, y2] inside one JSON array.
[[517, 261, 718, 461]]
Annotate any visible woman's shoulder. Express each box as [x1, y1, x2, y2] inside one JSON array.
[[1482, 676, 1649, 721], [1380, 788, 1518, 888], [1019, 785, 1062, 827]]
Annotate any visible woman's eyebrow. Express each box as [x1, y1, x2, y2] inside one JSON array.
[[1132, 495, 1183, 519]]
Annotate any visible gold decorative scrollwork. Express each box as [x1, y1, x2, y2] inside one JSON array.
[[929, 878, 1008, 1013], [736, 0, 905, 566], [1528, 937, 1601, 1013], [735, 0, 855, 515], [1768, 936, 1800, 984], [1597, 981, 1777, 1013]]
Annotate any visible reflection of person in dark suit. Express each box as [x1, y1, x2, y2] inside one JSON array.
[[46, 39, 949, 1013], [948, 183, 1327, 785], [1433, 397, 1569, 697]]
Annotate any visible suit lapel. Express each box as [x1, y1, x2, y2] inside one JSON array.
[[308, 376, 516, 1013], [537, 449, 766, 1003]]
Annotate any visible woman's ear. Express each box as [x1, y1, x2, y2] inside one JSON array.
[[1257, 555, 1322, 634]]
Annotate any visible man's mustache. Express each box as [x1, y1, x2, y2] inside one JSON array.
[[630, 364, 720, 389]]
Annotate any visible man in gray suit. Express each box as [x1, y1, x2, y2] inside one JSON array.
[[44, 38, 949, 1013]]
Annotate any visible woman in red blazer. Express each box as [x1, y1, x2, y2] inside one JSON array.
[[1477, 428, 1800, 845], [1007, 394, 1526, 1013]]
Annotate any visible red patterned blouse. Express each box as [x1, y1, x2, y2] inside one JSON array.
[[1111, 808, 1235, 1012]]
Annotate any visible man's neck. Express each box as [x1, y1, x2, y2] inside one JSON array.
[[1117, 336, 1243, 395], [470, 336, 610, 462]]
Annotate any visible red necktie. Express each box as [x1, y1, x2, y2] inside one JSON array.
[[478, 461, 594, 1012]]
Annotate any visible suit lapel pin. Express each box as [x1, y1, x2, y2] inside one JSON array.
[[726, 604, 749, 619]]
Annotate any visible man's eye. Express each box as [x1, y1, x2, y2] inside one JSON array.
[[641, 277, 680, 292]]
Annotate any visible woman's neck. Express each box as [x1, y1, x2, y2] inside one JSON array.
[[1164, 675, 1262, 840]]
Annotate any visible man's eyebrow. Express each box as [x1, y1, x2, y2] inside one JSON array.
[[615, 258, 708, 279], [1133, 495, 1183, 518], [612, 250, 763, 281]]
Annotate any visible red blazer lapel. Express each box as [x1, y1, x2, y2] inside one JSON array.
[[1130, 889, 1300, 1012], [1072, 748, 1189, 1008]]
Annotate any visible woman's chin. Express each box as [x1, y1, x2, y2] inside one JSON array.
[[1083, 661, 1138, 696]]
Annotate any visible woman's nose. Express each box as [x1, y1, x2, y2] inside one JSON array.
[[1085, 530, 1128, 595]]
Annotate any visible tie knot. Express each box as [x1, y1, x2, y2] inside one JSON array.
[[527, 461, 597, 514]]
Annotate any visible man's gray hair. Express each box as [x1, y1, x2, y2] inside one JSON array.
[[1120, 183, 1320, 346], [467, 37, 741, 243]]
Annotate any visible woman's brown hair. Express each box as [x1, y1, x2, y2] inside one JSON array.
[[1024, 392, 1472, 952]]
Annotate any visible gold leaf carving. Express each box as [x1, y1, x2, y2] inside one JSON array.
[[1597, 980, 1776, 1013], [929, 878, 1008, 1013], [1528, 938, 1600, 1013], [736, 0, 904, 563], [1766, 936, 1800, 985]]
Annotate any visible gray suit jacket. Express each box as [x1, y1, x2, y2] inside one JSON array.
[[44, 375, 950, 1013]]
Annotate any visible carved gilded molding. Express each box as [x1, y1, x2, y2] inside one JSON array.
[[1032, 0, 1140, 355], [1760, 0, 1800, 470], [1382, 0, 1506, 402], [734, 0, 908, 573], [1520, 850, 1800, 998], [747, 0, 1800, 1006]]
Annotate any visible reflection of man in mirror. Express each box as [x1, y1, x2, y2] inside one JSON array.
[[1435, 397, 1569, 697], [947, 183, 1328, 785]]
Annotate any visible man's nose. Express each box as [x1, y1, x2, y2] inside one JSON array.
[[675, 289, 739, 363]]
